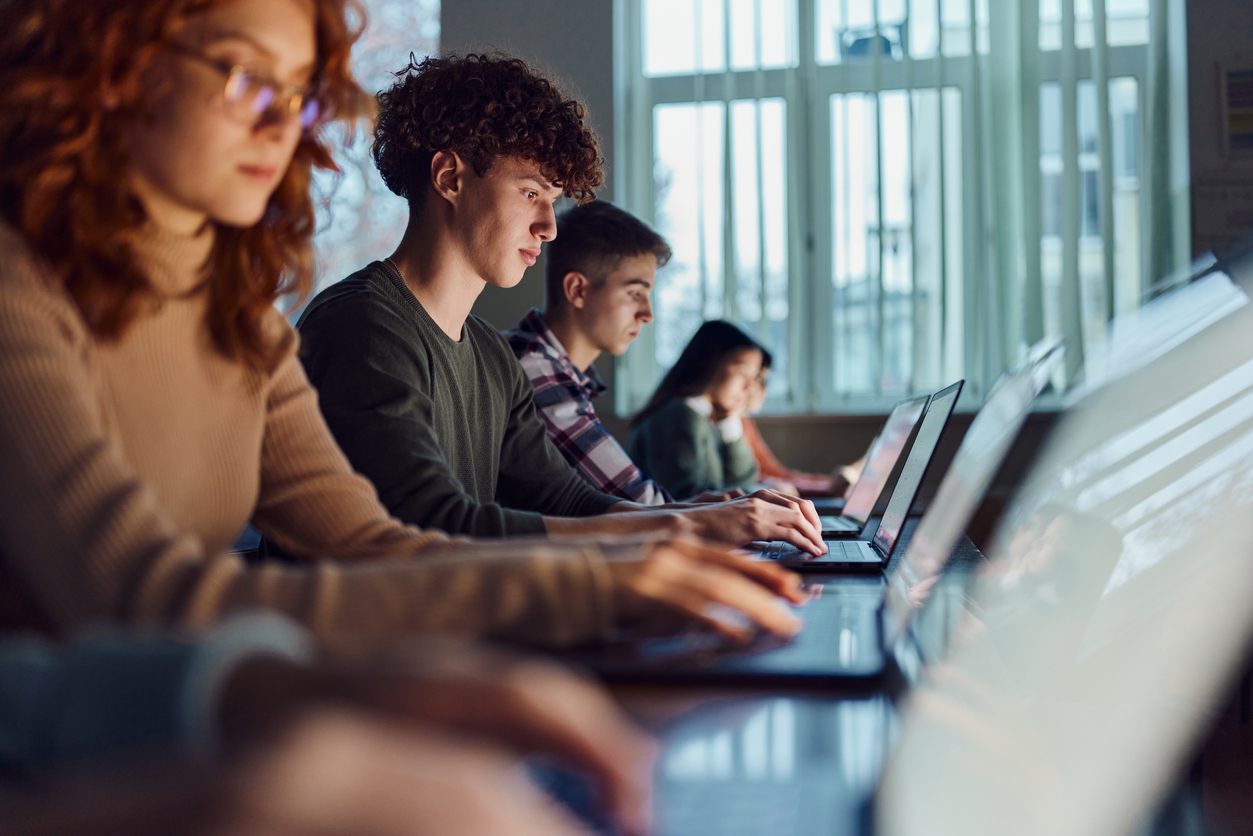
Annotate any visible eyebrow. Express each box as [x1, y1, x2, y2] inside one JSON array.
[[623, 277, 653, 288], [519, 171, 558, 192], [202, 30, 315, 80]]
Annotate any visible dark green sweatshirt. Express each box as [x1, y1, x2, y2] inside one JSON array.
[[297, 261, 620, 537], [626, 398, 759, 500]]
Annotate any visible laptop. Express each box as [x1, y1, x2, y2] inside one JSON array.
[[817, 395, 929, 536], [575, 350, 1058, 686], [754, 381, 963, 571], [877, 306, 1253, 835]]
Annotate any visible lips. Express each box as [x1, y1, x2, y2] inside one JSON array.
[[520, 248, 541, 267], [239, 164, 279, 182]]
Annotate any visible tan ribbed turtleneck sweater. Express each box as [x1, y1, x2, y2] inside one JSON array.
[[0, 221, 615, 648]]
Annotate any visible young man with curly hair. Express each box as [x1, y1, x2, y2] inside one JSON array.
[[297, 53, 824, 554]]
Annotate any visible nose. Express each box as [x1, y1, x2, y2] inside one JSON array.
[[254, 105, 303, 142], [534, 200, 557, 242], [639, 297, 653, 323]]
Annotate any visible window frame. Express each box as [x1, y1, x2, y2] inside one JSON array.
[[614, 0, 1152, 417]]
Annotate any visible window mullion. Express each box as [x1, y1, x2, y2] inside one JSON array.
[[721, 0, 737, 323], [1059, 0, 1087, 383], [935, 0, 950, 385], [905, 0, 921, 395], [755, 0, 769, 352], [872, 0, 886, 396], [1092, 0, 1117, 324], [800, 0, 830, 411]]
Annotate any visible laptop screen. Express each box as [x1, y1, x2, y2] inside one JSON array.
[[841, 395, 929, 524], [882, 342, 1063, 646], [870, 381, 964, 560], [878, 291, 1253, 836]]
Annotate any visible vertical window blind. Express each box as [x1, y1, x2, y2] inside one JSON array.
[[614, 0, 1190, 414]]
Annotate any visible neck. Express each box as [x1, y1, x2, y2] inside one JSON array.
[[387, 212, 487, 342], [543, 305, 602, 372]]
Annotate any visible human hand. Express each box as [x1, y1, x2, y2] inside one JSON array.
[[683, 489, 825, 555], [761, 477, 800, 496], [607, 537, 806, 642], [220, 648, 654, 836], [0, 711, 592, 836], [220, 710, 594, 836]]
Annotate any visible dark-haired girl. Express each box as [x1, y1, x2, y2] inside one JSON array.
[[628, 321, 767, 500]]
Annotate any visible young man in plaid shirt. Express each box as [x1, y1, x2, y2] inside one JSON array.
[[506, 201, 674, 505]]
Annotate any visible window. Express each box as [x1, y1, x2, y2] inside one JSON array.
[[615, 0, 1189, 414], [310, 0, 440, 296]]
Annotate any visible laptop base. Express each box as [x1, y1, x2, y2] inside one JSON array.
[[756, 538, 884, 572]]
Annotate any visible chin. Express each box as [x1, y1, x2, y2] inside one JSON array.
[[212, 203, 270, 229], [490, 271, 527, 289]]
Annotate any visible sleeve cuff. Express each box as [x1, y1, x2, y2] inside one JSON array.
[[180, 612, 316, 755], [717, 416, 745, 443]]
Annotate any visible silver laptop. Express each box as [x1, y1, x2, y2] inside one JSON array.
[[879, 300, 1253, 835], [818, 395, 929, 536], [756, 381, 962, 571]]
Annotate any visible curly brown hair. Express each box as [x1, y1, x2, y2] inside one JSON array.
[[372, 52, 603, 213], [0, 0, 373, 368]]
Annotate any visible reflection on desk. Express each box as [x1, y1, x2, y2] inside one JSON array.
[[655, 696, 892, 836]]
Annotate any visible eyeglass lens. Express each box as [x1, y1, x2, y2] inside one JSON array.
[[226, 69, 320, 130]]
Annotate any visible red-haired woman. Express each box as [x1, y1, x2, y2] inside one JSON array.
[[0, 0, 804, 648]]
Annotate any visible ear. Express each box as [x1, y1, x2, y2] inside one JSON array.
[[429, 150, 465, 208], [562, 270, 591, 309]]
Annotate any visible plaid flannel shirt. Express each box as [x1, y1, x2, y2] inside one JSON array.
[[506, 309, 671, 506]]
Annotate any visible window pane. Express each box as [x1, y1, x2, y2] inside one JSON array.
[[644, 0, 726, 77], [731, 99, 790, 394], [910, 0, 940, 59], [909, 88, 956, 391], [648, 0, 794, 75], [941, 0, 971, 57], [730, 0, 797, 70], [1107, 0, 1149, 46], [818, 0, 908, 65], [653, 103, 726, 371], [1040, 82, 1063, 341], [1110, 77, 1141, 313], [312, 0, 438, 295], [880, 90, 913, 394]]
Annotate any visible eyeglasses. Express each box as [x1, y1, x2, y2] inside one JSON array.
[[166, 43, 323, 130]]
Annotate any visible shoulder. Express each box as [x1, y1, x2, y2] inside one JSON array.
[[298, 263, 408, 332], [297, 265, 430, 362], [0, 221, 91, 346], [502, 309, 549, 358], [655, 398, 702, 422]]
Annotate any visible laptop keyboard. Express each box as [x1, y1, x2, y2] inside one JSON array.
[[758, 539, 878, 564], [819, 515, 859, 532]]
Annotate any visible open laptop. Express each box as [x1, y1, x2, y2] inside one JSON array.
[[753, 381, 963, 571], [877, 308, 1253, 836], [817, 395, 929, 536], [575, 350, 1057, 686]]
